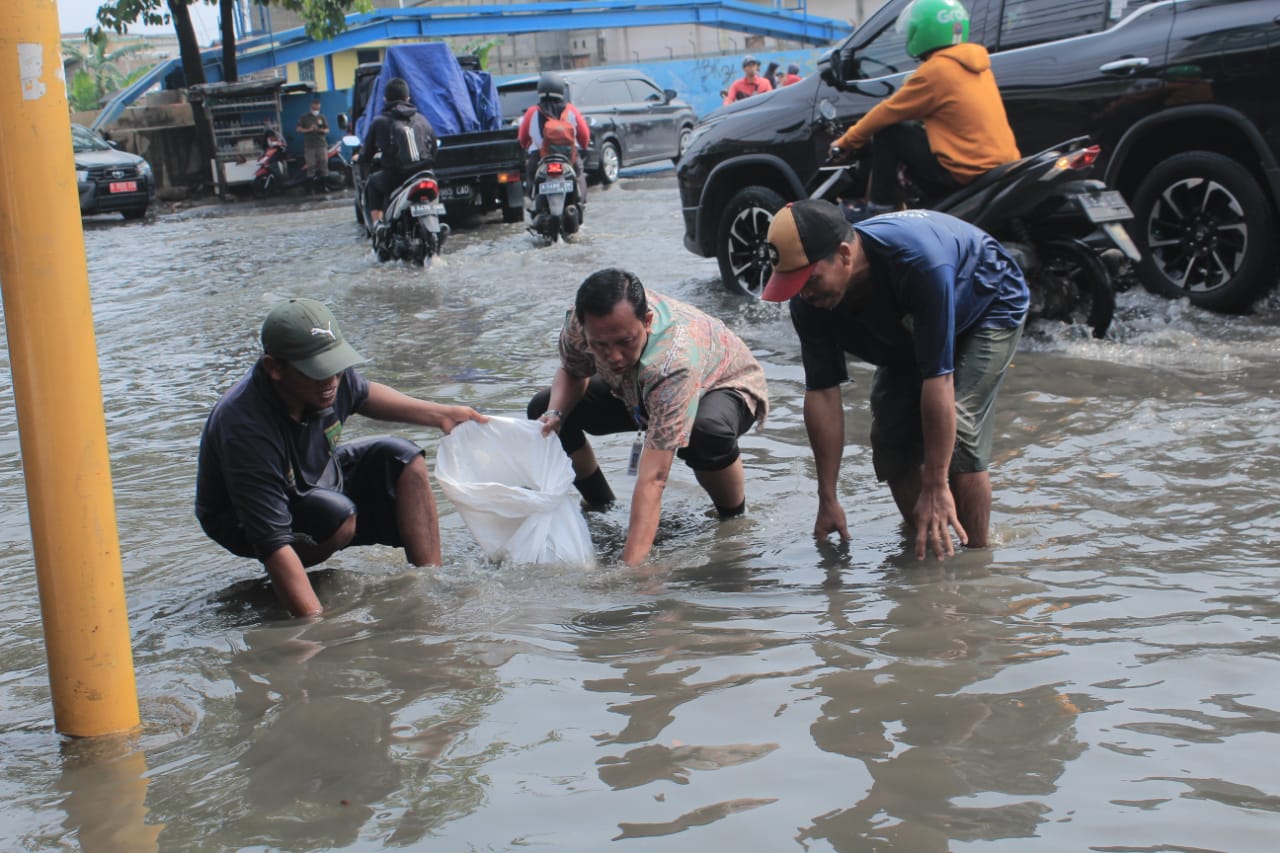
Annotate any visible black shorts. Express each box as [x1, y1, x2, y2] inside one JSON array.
[[204, 436, 423, 559], [528, 377, 755, 472]]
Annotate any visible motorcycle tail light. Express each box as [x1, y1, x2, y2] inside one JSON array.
[[547, 161, 565, 175], [1060, 145, 1101, 171], [410, 179, 439, 201]]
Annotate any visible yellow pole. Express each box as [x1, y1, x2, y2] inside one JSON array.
[[0, 1, 139, 736]]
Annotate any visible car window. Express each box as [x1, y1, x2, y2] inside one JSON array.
[[498, 83, 538, 122], [625, 79, 664, 102], [581, 80, 634, 108], [852, 14, 918, 78], [998, 0, 1108, 51]]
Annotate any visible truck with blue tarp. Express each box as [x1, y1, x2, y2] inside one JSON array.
[[344, 43, 525, 224]]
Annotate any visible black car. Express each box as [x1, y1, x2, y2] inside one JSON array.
[[677, 0, 1280, 313], [73, 124, 155, 220], [498, 68, 697, 184]]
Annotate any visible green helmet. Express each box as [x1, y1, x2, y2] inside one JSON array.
[[898, 0, 970, 58]]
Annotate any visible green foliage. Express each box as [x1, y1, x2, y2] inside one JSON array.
[[461, 37, 505, 71], [62, 36, 153, 110], [68, 69, 102, 112], [272, 0, 375, 40]]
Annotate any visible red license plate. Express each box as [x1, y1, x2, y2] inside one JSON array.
[[108, 181, 138, 193]]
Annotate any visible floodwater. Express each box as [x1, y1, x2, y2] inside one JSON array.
[[2, 171, 1279, 852]]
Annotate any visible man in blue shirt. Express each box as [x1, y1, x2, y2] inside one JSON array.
[[762, 200, 1028, 559]]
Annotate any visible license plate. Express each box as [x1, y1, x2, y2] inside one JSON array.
[[1077, 189, 1132, 223], [411, 203, 445, 216], [439, 184, 471, 200], [108, 181, 138, 193], [539, 180, 574, 195]]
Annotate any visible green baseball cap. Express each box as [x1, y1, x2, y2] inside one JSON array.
[[260, 298, 366, 380]]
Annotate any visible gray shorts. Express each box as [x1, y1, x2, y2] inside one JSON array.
[[868, 323, 1023, 482]]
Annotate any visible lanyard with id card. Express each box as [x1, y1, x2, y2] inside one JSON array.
[[628, 402, 647, 476]]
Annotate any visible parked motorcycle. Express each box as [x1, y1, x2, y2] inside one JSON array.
[[252, 127, 348, 195], [528, 152, 584, 244], [816, 114, 1138, 338]]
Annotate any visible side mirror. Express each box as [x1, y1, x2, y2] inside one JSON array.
[[336, 112, 349, 131], [662, 88, 677, 103], [818, 47, 852, 92]]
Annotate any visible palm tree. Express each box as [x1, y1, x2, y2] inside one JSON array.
[[61, 37, 153, 112]]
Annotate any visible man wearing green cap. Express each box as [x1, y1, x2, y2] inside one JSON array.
[[196, 297, 487, 617]]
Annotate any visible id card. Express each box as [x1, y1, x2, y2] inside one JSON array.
[[627, 433, 644, 476]]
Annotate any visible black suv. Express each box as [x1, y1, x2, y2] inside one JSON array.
[[498, 69, 697, 184], [677, 0, 1280, 313]]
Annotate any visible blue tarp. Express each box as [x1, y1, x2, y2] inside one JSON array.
[[356, 43, 503, 140]]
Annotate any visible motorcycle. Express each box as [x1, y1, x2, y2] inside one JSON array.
[[528, 152, 584, 244], [345, 136, 448, 265], [816, 112, 1139, 338], [252, 127, 348, 195]]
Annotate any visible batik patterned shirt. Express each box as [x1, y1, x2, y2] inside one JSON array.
[[559, 290, 769, 451]]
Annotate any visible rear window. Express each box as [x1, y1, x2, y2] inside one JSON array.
[[498, 82, 537, 123]]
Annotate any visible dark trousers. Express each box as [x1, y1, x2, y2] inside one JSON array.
[[201, 436, 423, 560], [527, 377, 754, 472], [869, 122, 960, 206], [365, 167, 410, 215]]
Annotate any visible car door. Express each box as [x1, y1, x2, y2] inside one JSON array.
[[990, 0, 1174, 161], [589, 78, 644, 160], [626, 77, 679, 161]]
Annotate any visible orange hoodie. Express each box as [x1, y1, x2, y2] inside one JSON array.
[[834, 43, 1020, 183]]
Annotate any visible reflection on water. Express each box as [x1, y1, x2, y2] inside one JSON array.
[[2, 179, 1280, 850]]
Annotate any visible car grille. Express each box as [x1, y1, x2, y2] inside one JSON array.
[[86, 165, 141, 180]]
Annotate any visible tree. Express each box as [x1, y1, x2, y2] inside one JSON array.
[[61, 36, 152, 111]]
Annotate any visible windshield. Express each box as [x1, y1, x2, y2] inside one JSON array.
[[71, 124, 111, 153]]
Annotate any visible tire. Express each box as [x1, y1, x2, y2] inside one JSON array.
[[1037, 240, 1115, 339], [596, 141, 620, 185], [502, 202, 524, 224], [716, 186, 787, 299], [676, 125, 693, 162], [1131, 151, 1277, 313], [122, 205, 147, 221]]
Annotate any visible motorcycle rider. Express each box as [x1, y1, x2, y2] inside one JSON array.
[[828, 0, 1020, 219], [359, 77, 438, 234], [517, 72, 590, 209], [723, 55, 774, 105]]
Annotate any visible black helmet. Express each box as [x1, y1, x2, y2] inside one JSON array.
[[537, 72, 566, 101]]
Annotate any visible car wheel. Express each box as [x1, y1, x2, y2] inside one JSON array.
[[716, 186, 787, 299], [122, 205, 147, 221], [596, 141, 620, 185], [1131, 150, 1276, 313], [676, 125, 693, 161]]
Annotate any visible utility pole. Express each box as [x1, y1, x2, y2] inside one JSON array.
[[0, 1, 140, 737]]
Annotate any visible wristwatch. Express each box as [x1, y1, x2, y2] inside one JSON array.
[[543, 409, 562, 420]]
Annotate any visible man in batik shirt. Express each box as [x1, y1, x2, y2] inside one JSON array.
[[528, 268, 769, 565]]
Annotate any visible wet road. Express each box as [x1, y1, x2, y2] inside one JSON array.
[[2, 171, 1279, 851]]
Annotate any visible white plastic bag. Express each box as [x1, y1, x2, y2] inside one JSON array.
[[435, 416, 595, 566]]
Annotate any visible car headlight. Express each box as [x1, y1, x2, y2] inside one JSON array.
[[137, 161, 152, 177], [76, 169, 88, 182]]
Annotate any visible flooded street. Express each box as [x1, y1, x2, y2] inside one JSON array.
[[2, 170, 1280, 851]]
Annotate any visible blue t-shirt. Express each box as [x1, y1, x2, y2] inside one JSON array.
[[791, 210, 1029, 389]]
